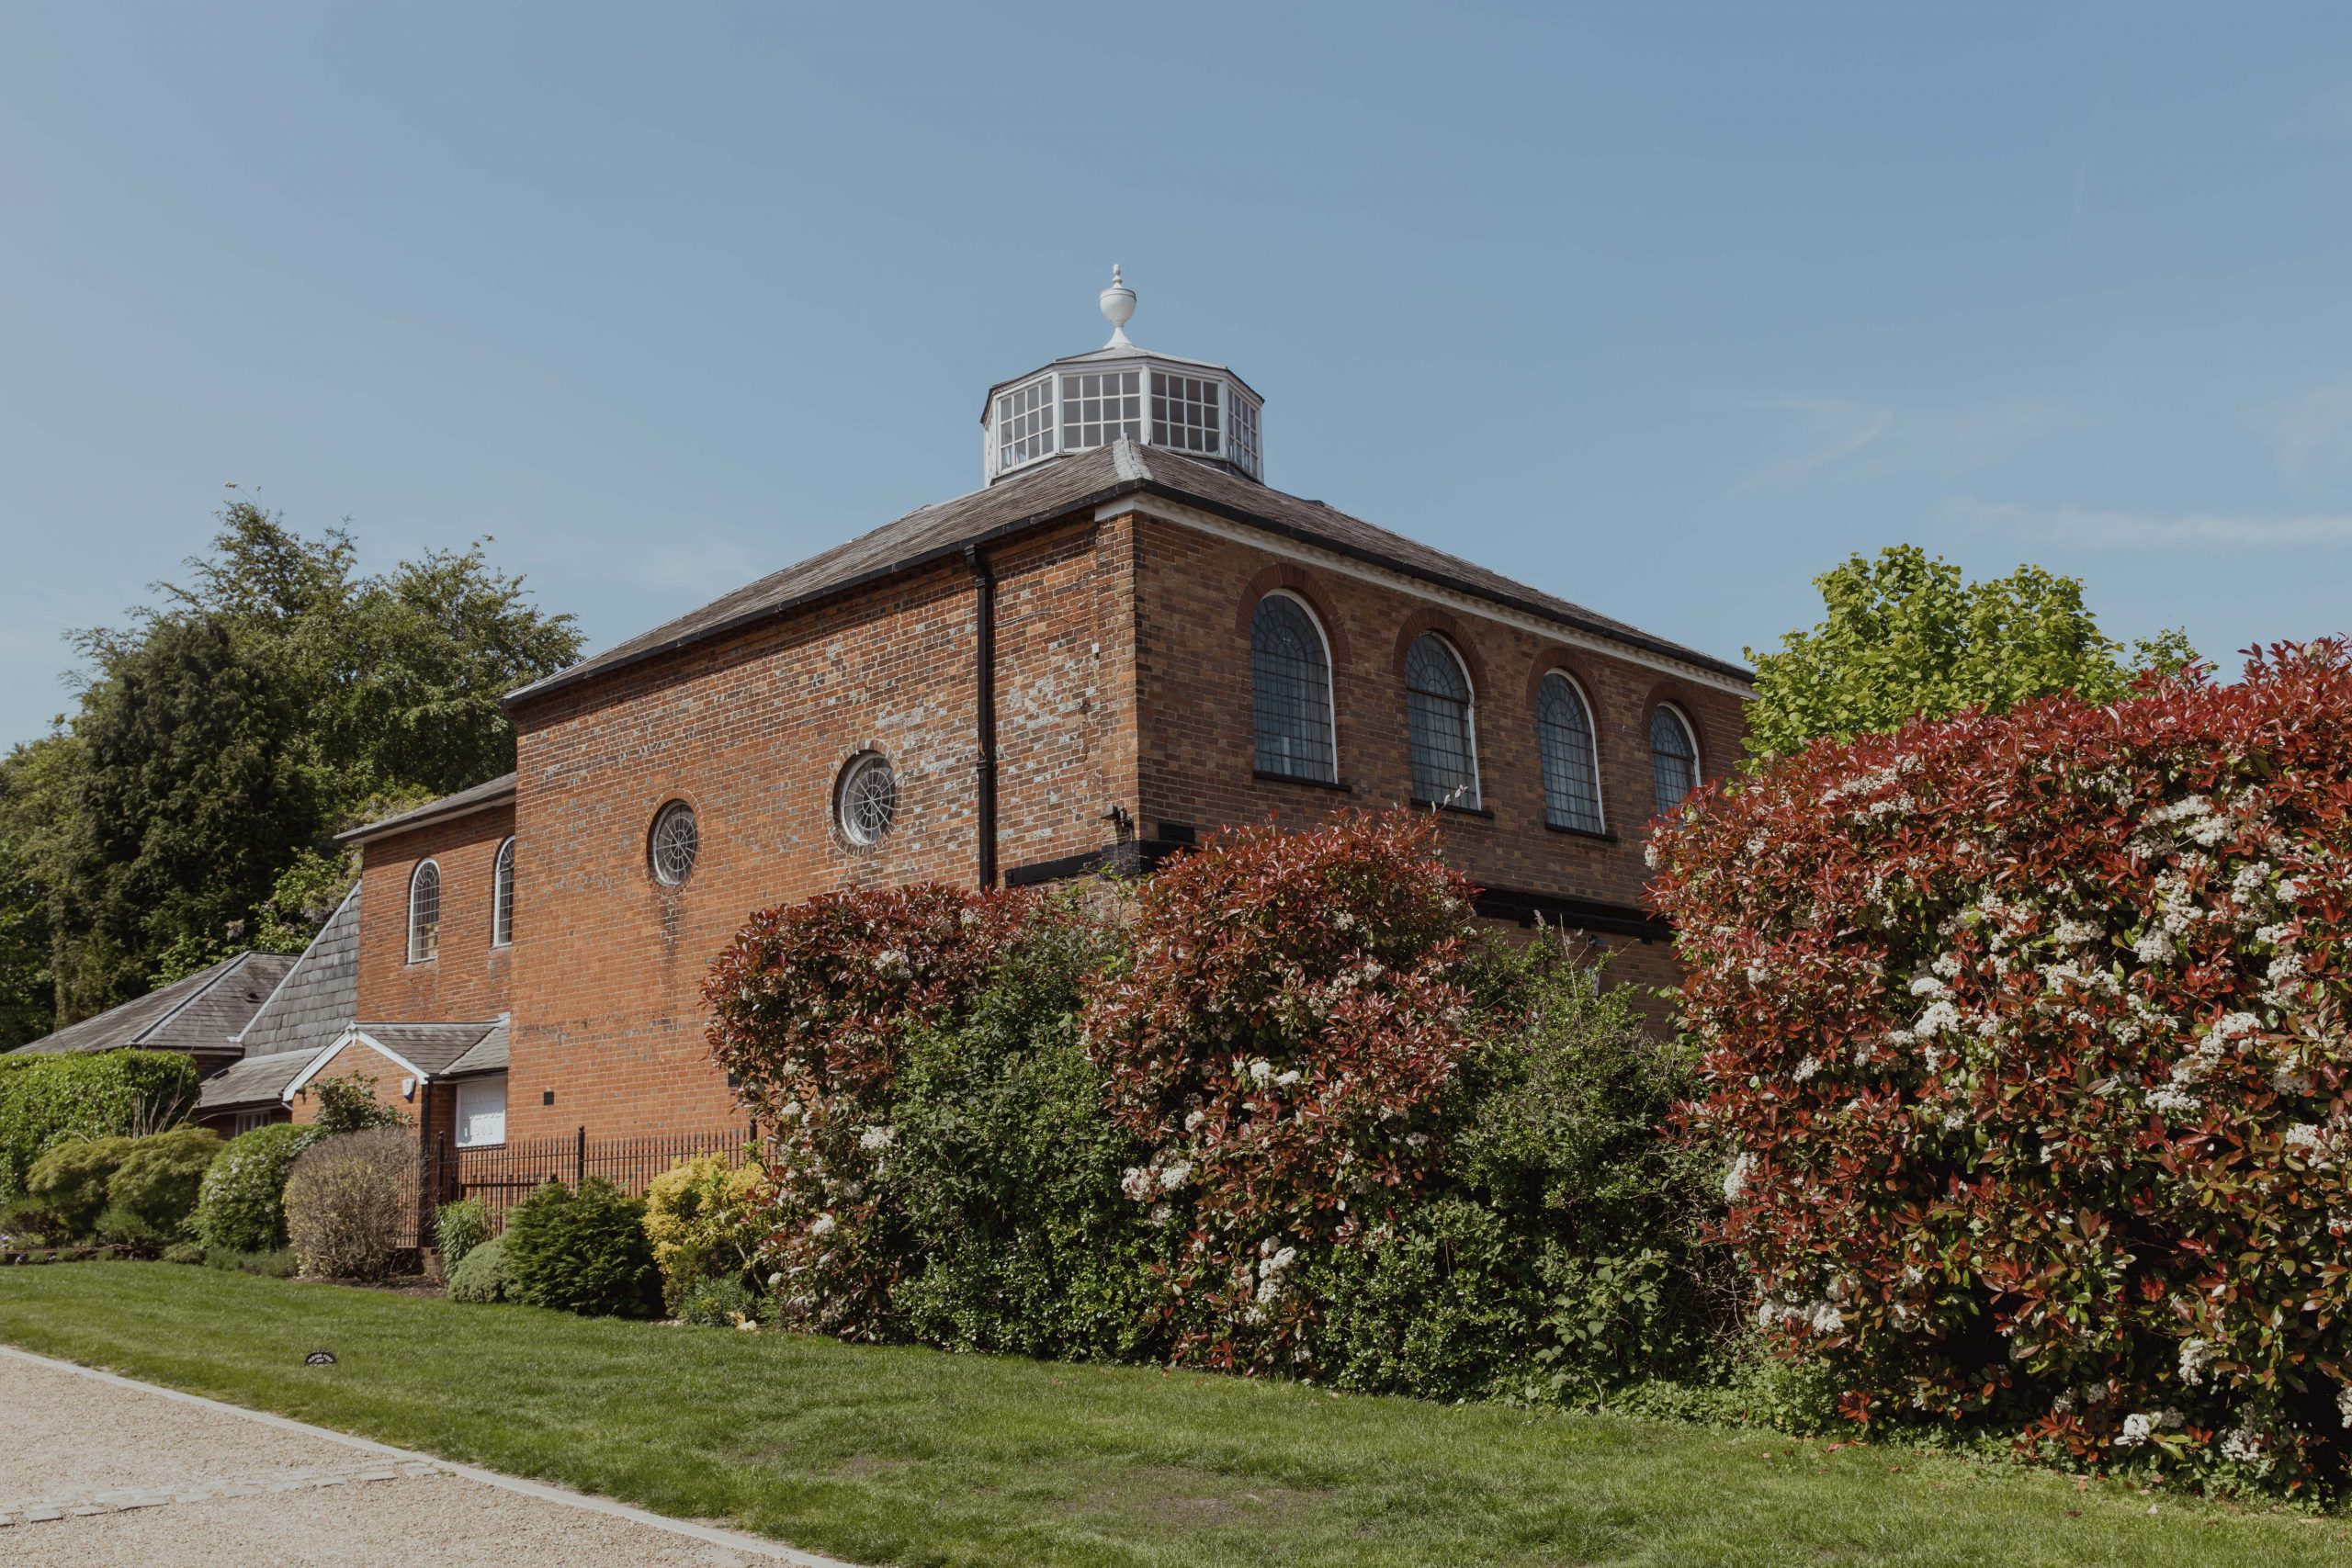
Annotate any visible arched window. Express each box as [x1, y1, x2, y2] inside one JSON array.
[[1537, 673, 1604, 834], [649, 801, 699, 886], [407, 860, 440, 964], [1650, 705, 1701, 815], [1405, 634, 1479, 808], [1250, 593, 1336, 783], [491, 838, 515, 948]]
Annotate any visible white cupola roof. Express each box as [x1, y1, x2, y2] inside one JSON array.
[[980, 266, 1263, 486]]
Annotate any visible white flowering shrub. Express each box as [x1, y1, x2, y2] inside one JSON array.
[[1654, 640, 2352, 1492]]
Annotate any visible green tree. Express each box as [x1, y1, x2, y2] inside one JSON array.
[[0, 500, 581, 1045], [1741, 546, 2195, 763]]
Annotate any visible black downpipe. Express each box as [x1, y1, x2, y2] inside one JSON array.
[[967, 544, 998, 888]]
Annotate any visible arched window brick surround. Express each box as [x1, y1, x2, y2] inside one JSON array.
[[1403, 632, 1481, 809]]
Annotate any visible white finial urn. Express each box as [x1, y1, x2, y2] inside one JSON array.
[[1099, 264, 1136, 346]]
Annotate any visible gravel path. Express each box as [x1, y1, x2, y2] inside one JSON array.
[[0, 1349, 854, 1566]]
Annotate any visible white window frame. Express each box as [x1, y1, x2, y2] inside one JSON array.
[[1250, 590, 1340, 783], [454, 1076, 507, 1149], [1537, 669, 1608, 835], [989, 361, 1262, 481], [407, 859, 441, 964], [491, 837, 514, 948], [232, 1109, 273, 1137]]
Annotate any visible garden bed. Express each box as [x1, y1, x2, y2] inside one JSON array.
[[3, 1261, 2348, 1567]]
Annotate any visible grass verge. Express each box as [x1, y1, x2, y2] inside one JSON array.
[[1, 1261, 2346, 1567]]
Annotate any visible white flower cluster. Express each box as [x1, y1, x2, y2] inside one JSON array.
[[857, 1123, 897, 1153], [1723, 1151, 1756, 1202], [2177, 1337, 2215, 1388], [1119, 1156, 1192, 1202], [1757, 1297, 1844, 1336]]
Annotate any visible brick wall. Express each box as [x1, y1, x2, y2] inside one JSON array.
[[502, 517, 1136, 1140], [286, 1037, 441, 1141], [1123, 507, 1747, 983], [470, 497, 1744, 1140], [356, 805, 515, 1024]]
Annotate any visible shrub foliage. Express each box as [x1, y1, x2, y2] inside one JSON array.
[[0, 1052, 197, 1201], [105, 1125, 223, 1242], [705, 809, 1727, 1396], [196, 1125, 324, 1254], [283, 1128, 412, 1281], [447, 1233, 515, 1303], [505, 1179, 660, 1317], [1654, 640, 2352, 1489], [641, 1155, 769, 1314]]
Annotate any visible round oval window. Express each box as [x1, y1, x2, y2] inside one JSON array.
[[649, 801, 698, 886], [837, 753, 897, 846]]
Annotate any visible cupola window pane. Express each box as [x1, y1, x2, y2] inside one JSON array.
[[1151, 371, 1221, 454], [1250, 595, 1336, 783], [1405, 634, 1479, 808], [1229, 393, 1261, 478], [995, 378, 1055, 472], [1537, 674, 1604, 834], [1060, 370, 1141, 451], [1650, 706, 1700, 815]]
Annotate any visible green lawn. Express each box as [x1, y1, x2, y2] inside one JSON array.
[[0, 1264, 2345, 1567]]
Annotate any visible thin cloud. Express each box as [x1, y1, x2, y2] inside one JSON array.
[[1737, 397, 1894, 490], [2255, 376, 2352, 478], [1952, 498, 2352, 549]]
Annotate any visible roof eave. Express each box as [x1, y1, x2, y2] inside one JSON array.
[[503, 470, 1751, 712], [335, 785, 517, 848]]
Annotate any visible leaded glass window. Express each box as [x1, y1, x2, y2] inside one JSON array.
[[492, 838, 515, 947], [650, 801, 699, 886], [1405, 634, 1479, 807], [1651, 705, 1700, 815], [407, 861, 440, 963], [837, 753, 898, 846], [995, 377, 1054, 472], [1060, 369, 1141, 451], [1537, 674, 1604, 833], [1250, 594, 1335, 783], [1150, 370, 1221, 453]]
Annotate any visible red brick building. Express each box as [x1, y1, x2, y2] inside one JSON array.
[[323, 271, 1750, 1147]]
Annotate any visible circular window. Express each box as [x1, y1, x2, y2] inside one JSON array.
[[836, 753, 898, 846], [648, 801, 699, 886]]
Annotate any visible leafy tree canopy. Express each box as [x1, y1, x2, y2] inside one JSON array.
[[1741, 545, 2195, 763], [0, 501, 579, 1043]]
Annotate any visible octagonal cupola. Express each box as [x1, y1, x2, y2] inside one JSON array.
[[981, 266, 1264, 485]]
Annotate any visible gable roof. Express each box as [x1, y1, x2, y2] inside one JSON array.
[[234, 886, 360, 1059], [7, 952, 297, 1059], [335, 774, 516, 847], [288, 1021, 508, 1098], [196, 1048, 319, 1114], [503, 441, 1750, 710]]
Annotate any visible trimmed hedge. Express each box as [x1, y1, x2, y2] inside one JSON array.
[[505, 1179, 660, 1317], [447, 1234, 515, 1303], [0, 1052, 198, 1201]]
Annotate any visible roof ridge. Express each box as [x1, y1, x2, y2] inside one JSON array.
[[128, 953, 254, 1047]]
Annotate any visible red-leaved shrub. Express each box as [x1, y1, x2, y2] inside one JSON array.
[[1080, 809, 1484, 1371], [704, 882, 1032, 1335], [1654, 642, 2352, 1488]]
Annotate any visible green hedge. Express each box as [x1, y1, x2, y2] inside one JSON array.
[[0, 1052, 199, 1201]]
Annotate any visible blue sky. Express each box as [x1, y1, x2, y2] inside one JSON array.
[[5, 3, 2348, 748]]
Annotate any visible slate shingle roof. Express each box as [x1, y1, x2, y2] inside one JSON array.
[[234, 886, 360, 1060], [444, 1021, 508, 1078], [345, 1021, 506, 1076], [337, 774, 516, 846], [7, 953, 297, 1059], [196, 1049, 317, 1113], [503, 440, 1749, 710]]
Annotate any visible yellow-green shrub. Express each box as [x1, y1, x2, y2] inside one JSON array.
[[642, 1154, 769, 1312]]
